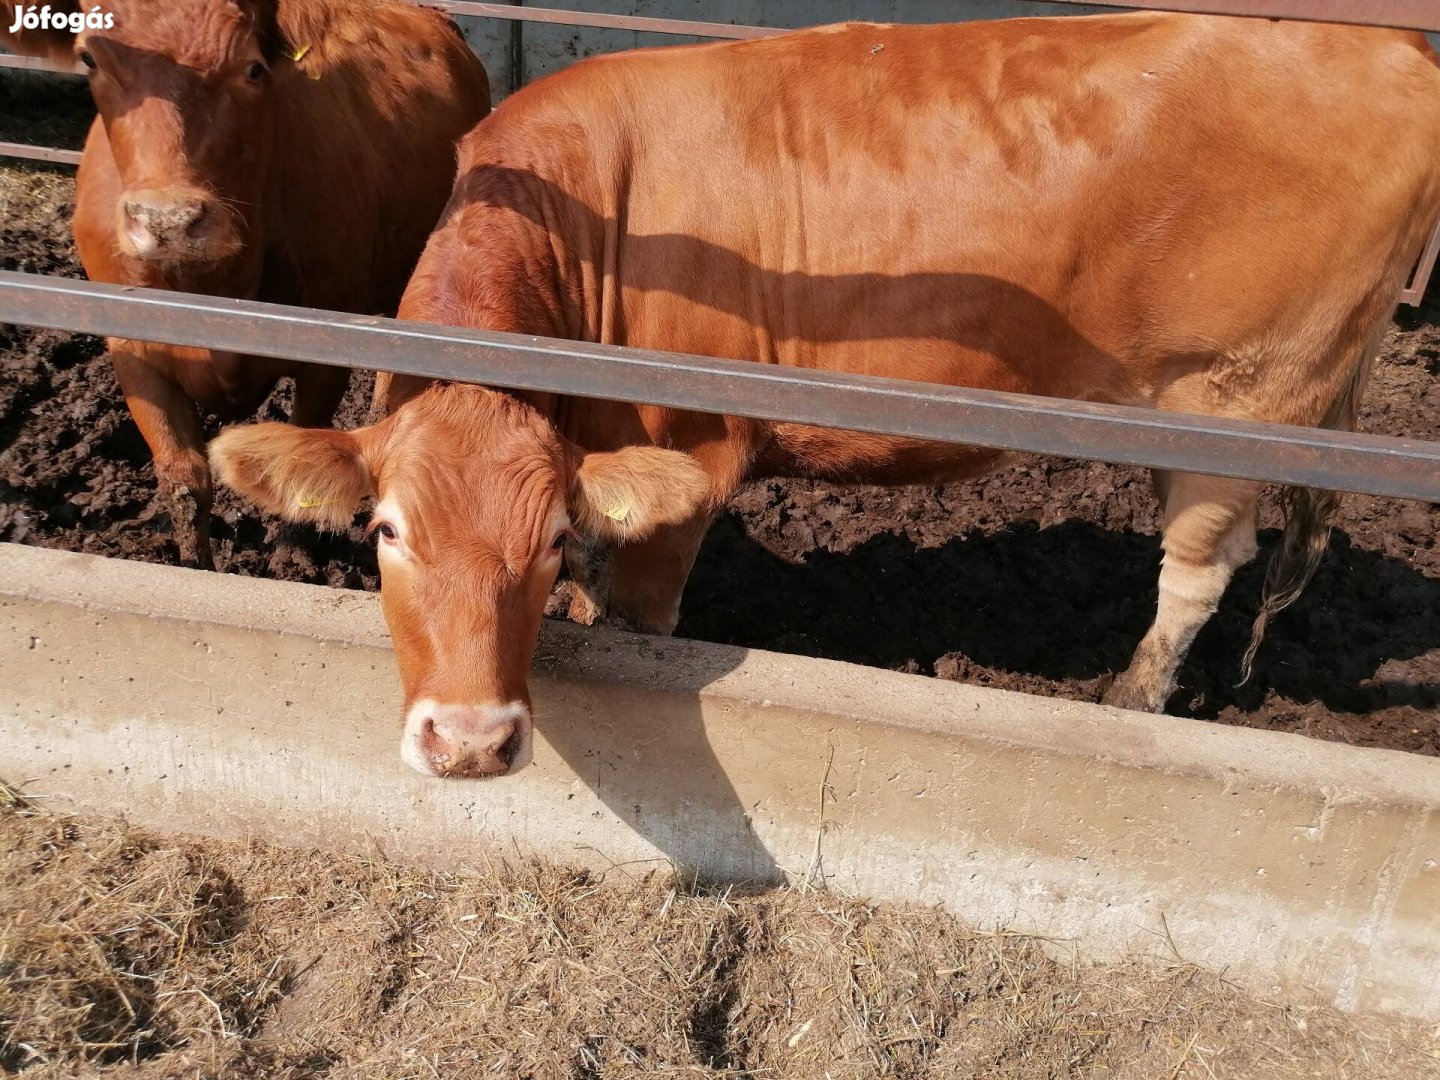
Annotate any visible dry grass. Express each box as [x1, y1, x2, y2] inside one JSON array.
[[1, 785, 1437, 1079]]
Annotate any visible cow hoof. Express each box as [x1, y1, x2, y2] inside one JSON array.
[[1102, 676, 1163, 714], [545, 579, 607, 626], [161, 484, 214, 571]]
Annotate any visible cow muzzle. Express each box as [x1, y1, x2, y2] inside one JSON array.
[[119, 188, 235, 263], [400, 699, 533, 778]]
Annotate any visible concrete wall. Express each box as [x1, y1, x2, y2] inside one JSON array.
[[3, 541, 1438, 1021]]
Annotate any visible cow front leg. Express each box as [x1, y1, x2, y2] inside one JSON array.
[[605, 511, 716, 635], [111, 347, 214, 569], [289, 362, 350, 428], [1105, 472, 1259, 713]]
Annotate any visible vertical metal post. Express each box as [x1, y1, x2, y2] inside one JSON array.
[[509, 0, 525, 95], [1399, 214, 1440, 307]]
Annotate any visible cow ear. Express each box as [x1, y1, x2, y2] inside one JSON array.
[[210, 424, 374, 530], [570, 445, 711, 543]]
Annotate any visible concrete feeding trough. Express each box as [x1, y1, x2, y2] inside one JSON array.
[[2, 541, 1437, 1020]]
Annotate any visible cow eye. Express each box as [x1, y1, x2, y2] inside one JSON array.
[[374, 522, 398, 543], [245, 60, 267, 81], [549, 529, 569, 552], [79, 51, 96, 70]]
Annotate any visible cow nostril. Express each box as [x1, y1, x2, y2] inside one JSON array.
[[418, 715, 454, 768], [498, 726, 522, 766]]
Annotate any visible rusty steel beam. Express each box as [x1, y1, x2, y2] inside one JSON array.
[[428, 1, 779, 38], [428, 1, 1440, 36], [0, 141, 81, 165], [1, 270, 1437, 502]]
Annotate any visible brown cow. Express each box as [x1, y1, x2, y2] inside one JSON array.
[[3, 0, 490, 566], [212, 14, 1440, 777]]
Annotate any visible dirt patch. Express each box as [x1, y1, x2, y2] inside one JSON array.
[[1, 128, 1437, 755], [2, 790, 1436, 1079]]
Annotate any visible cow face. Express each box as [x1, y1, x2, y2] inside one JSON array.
[[76, 0, 283, 264], [209, 385, 711, 779]]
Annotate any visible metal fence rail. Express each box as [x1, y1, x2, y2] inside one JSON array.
[[0, 53, 80, 73], [0, 141, 81, 165], [436, 0, 1440, 36], [2, 270, 1437, 503], [2, 1, 1439, 484]]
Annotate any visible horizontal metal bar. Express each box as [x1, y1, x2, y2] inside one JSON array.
[[0, 52, 82, 74], [1034, 0, 1440, 33], [0, 141, 81, 165], [428, 1, 778, 39], [428, 0, 1440, 37], [1, 271, 1437, 502], [426, 0, 1440, 37]]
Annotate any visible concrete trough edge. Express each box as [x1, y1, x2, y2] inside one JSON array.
[[1, 541, 1437, 1019]]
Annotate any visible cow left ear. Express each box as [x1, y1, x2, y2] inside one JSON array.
[[210, 423, 376, 531], [569, 445, 712, 543]]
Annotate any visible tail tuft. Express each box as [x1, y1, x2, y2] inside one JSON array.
[[1237, 485, 1341, 685]]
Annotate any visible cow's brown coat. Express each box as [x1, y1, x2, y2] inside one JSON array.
[[213, 14, 1440, 773]]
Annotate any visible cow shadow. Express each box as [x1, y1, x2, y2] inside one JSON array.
[[680, 513, 1440, 717], [531, 618, 784, 889]]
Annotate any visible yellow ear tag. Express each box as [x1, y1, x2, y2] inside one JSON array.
[[602, 503, 630, 523], [290, 43, 320, 78], [296, 493, 333, 510]]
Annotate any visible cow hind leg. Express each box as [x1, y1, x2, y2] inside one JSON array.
[[1104, 472, 1260, 713]]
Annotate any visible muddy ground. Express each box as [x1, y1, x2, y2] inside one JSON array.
[[1, 72, 1437, 754], [2, 791, 1437, 1079]]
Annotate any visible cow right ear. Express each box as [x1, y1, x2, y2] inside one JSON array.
[[209, 424, 374, 530]]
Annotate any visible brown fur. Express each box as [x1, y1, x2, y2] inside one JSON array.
[[5, 0, 490, 567], [223, 13, 1440, 730]]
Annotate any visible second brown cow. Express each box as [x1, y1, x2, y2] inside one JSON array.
[[5, 0, 490, 566]]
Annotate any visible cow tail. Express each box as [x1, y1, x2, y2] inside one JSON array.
[[1237, 333, 1381, 685]]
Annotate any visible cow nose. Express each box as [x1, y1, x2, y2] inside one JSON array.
[[401, 701, 532, 778], [122, 190, 207, 254]]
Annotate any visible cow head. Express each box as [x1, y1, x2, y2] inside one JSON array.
[[66, 0, 287, 264], [209, 385, 712, 779]]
